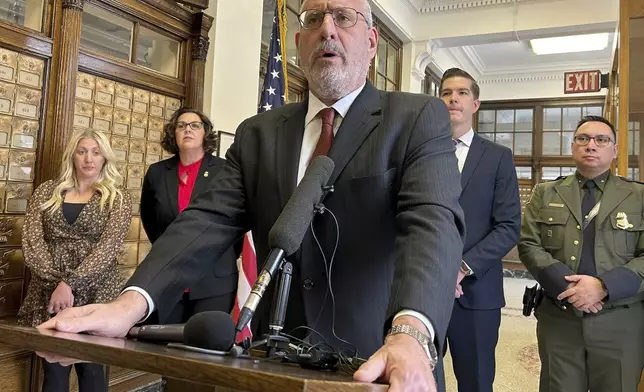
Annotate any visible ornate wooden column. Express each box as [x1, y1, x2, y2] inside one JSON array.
[[186, 13, 213, 111], [40, 0, 84, 182]]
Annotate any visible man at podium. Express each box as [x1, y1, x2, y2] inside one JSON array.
[[39, 0, 465, 391]]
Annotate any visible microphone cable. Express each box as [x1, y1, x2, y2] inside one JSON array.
[[310, 204, 367, 374]]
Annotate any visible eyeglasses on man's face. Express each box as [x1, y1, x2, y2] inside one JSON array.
[[298, 7, 367, 30], [572, 134, 614, 147], [175, 121, 204, 131]]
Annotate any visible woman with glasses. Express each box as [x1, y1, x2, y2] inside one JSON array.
[[140, 107, 240, 324]]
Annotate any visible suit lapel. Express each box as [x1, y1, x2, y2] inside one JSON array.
[[554, 175, 582, 226], [328, 82, 381, 184], [164, 156, 180, 218], [190, 153, 215, 202], [460, 134, 485, 190], [596, 176, 632, 226], [276, 102, 307, 207]]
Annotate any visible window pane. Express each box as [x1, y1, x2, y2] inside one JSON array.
[[495, 133, 513, 151], [629, 130, 636, 155], [377, 40, 387, 75], [583, 106, 602, 116], [496, 110, 514, 132], [561, 131, 574, 155], [0, 0, 43, 31], [543, 132, 561, 155], [286, 9, 299, 65], [376, 73, 386, 90], [515, 109, 533, 132], [562, 107, 581, 130], [479, 133, 494, 141], [386, 45, 397, 80], [543, 108, 562, 131], [635, 168, 640, 181], [478, 110, 495, 132], [261, 0, 276, 45], [514, 133, 532, 155], [516, 167, 532, 179], [386, 80, 396, 92], [81, 4, 133, 61], [137, 27, 180, 77], [634, 129, 640, 156], [561, 167, 576, 177], [542, 167, 561, 181]]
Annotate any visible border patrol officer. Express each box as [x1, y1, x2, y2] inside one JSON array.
[[519, 115, 644, 392]]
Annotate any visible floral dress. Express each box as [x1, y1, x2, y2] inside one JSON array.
[[18, 180, 132, 327]]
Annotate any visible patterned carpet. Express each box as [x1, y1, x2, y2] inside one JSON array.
[[443, 278, 541, 392]]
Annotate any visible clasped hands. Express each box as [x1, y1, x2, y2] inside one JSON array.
[[48, 281, 74, 314], [556, 275, 608, 313]]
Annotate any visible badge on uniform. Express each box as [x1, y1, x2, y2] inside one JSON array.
[[615, 212, 633, 230], [548, 203, 565, 208]]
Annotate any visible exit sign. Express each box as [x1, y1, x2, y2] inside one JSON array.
[[564, 70, 601, 94]]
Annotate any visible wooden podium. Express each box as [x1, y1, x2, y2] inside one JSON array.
[[0, 323, 386, 392]]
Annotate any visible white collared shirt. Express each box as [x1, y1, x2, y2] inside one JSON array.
[[454, 128, 474, 173], [297, 82, 365, 184]]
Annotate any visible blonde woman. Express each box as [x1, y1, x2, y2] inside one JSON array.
[[19, 128, 132, 392]]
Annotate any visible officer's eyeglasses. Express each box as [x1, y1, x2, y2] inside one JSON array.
[[175, 121, 203, 131], [572, 134, 614, 147], [298, 8, 367, 30]]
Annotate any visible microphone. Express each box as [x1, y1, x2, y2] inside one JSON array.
[[127, 311, 236, 352], [127, 324, 184, 343], [235, 156, 335, 333]]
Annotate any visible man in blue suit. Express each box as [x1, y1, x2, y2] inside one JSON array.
[[440, 68, 521, 392]]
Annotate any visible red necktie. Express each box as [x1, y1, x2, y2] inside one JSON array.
[[310, 108, 335, 161]]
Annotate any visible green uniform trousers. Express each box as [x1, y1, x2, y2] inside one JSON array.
[[535, 298, 644, 392]]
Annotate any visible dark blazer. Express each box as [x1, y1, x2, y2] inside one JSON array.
[[140, 153, 239, 302], [457, 133, 521, 310], [128, 81, 465, 358]]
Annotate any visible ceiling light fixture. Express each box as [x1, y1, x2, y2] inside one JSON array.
[[530, 33, 609, 55]]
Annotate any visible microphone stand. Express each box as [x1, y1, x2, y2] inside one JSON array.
[[246, 185, 334, 360], [248, 258, 292, 358]]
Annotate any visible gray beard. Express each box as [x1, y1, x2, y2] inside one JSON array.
[[303, 58, 370, 102]]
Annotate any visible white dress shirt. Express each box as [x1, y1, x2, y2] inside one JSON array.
[[454, 128, 475, 275], [454, 128, 474, 173], [126, 82, 436, 341]]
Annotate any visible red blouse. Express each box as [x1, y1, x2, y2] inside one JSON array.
[[177, 157, 203, 213]]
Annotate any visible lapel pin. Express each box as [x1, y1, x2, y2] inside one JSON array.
[[204, 171, 209, 177]]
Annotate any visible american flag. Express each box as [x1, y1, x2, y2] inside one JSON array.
[[232, 0, 289, 343]]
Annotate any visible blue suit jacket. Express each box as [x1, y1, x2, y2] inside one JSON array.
[[458, 133, 521, 310]]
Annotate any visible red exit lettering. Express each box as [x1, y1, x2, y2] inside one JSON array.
[[564, 70, 601, 94]]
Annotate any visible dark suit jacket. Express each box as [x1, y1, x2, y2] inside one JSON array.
[[457, 133, 521, 310], [128, 81, 465, 358], [140, 153, 239, 302]]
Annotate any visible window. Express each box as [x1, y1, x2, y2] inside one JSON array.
[[261, 0, 302, 66], [137, 26, 180, 77], [81, 3, 183, 78], [371, 21, 401, 91], [423, 67, 440, 97], [541, 167, 577, 182], [477, 109, 533, 155], [515, 166, 532, 180], [628, 121, 640, 156], [0, 0, 44, 31], [542, 105, 602, 156], [81, 4, 133, 62], [628, 167, 640, 181]]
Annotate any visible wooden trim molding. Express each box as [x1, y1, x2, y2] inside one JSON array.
[[0, 20, 53, 57], [39, 1, 85, 182], [62, 0, 85, 11], [78, 50, 186, 97], [176, 0, 209, 10], [191, 36, 209, 61]]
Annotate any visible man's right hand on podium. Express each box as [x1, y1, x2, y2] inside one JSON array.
[[37, 291, 149, 338]]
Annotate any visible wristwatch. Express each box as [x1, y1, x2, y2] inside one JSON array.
[[387, 324, 438, 370]]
